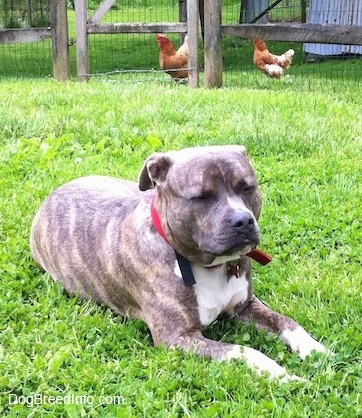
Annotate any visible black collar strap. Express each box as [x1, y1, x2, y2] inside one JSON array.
[[174, 251, 196, 286]]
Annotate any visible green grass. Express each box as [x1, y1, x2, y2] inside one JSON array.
[[1, 78, 361, 417]]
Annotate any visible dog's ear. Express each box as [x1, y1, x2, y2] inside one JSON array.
[[239, 145, 247, 156], [138, 153, 174, 191], [229, 145, 247, 157]]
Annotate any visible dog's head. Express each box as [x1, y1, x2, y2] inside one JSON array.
[[139, 146, 262, 266]]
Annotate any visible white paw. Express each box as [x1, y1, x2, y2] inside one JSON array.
[[227, 345, 304, 382], [298, 339, 329, 360], [281, 326, 329, 360]]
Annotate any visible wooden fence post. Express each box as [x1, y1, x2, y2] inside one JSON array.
[[187, 0, 199, 87], [75, 0, 89, 82], [204, 0, 222, 88], [50, 0, 70, 81]]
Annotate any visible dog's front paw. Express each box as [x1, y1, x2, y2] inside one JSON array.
[[281, 326, 330, 360], [227, 345, 304, 382], [298, 339, 330, 360]]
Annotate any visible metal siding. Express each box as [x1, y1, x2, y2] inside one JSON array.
[[304, 0, 362, 56]]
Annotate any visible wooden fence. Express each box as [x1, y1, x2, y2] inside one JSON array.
[[74, 0, 362, 87], [1, 0, 362, 86]]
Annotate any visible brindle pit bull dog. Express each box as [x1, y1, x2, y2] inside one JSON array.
[[30, 145, 328, 382]]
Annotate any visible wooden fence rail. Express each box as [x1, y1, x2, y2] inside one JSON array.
[[0, 28, 51, 44], [222, 23, 362, 46], [87, 23, 188, 34]]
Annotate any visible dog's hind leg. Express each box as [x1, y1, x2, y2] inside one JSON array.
[[236, 296, 328, 360]]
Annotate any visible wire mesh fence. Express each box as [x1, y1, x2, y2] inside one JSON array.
[[86, 0, 182, 82], [0, 0, 361, 89], [92, 0, 180, 23], [0, 0, 52, 78], [0, 0, 50, 28]]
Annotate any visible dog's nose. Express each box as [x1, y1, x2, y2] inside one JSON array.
[[230, 212, 255, 232]]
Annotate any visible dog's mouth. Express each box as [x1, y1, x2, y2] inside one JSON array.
[[197, 242, 257, 267], [201, 238, 259, 258]]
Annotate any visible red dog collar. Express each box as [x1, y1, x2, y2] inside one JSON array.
[[151, 194, 170, 244], [151, 194, 196, 285]]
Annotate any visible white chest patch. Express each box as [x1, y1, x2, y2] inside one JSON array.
[[191, 263, 250, 326]]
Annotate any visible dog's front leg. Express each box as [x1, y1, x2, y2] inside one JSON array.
[[236, 296, 328, 360], [150, 326, 300, 382]]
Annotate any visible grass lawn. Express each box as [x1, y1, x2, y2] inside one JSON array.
[[0, 77, 361, 417]]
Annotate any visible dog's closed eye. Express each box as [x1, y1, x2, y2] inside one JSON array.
[[191, 190, 216, 201]]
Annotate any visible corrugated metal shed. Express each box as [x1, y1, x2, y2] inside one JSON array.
[[304, 0, 362, 56]]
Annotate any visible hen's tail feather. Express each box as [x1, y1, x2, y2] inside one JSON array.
[[276, 49, 295, 69], [177, 35, 189, 56]]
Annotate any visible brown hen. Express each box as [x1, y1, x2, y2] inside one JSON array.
[[253, 38, 294, 78], [156, 34, 189, 81]]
